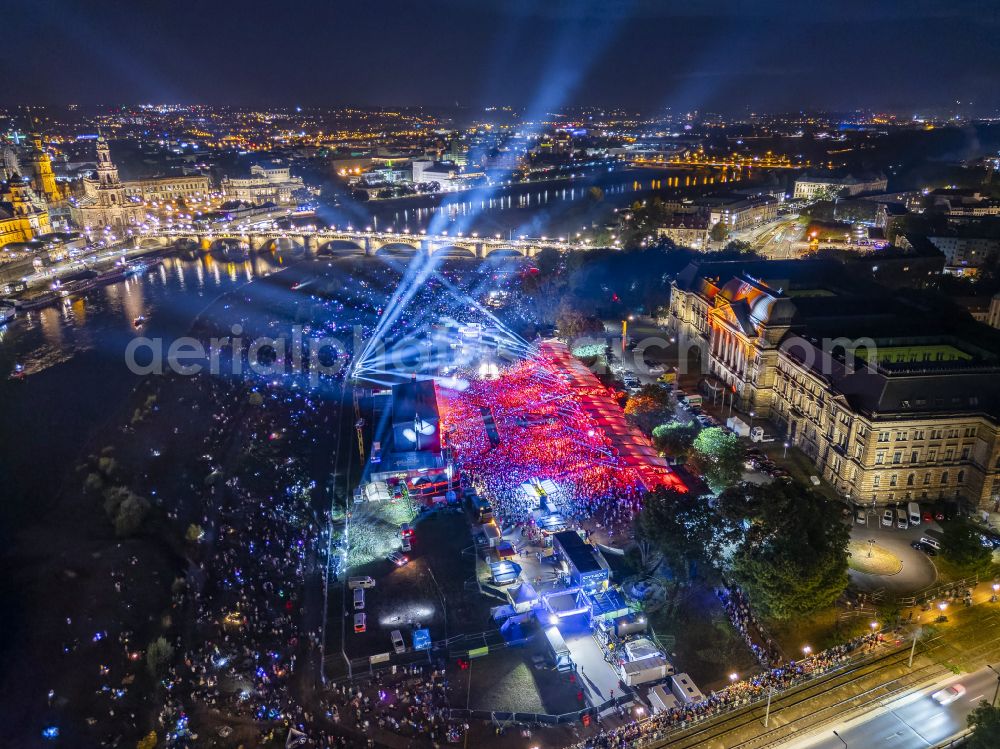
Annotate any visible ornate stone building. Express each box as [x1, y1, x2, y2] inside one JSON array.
[[70, 136, 145, 231], [0, 174, 52, 249], [668, 259, 1000, 510]]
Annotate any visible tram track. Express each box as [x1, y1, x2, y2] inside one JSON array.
[[647, 618, 1000, 749]]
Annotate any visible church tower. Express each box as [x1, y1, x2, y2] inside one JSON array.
[[27, 133, 64, 204], [70, 136, 144, 231], [0, 173, 52, 247], [94, 136, 128, 209]]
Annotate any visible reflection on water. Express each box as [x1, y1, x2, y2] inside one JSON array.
[[379, 170, 742, 237], [0, 254, 283, 379]]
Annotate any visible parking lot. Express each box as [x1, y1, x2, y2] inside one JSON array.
[[335, 503, 494, 665], [848, 509, 941, 594]]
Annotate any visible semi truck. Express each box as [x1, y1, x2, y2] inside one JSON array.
[[544, 626, 575, 672], [619, 655, 673, 686]]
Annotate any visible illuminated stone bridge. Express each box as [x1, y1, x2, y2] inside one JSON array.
[[136, 228, 591, 259]]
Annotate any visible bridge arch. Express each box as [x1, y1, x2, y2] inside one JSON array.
[[317, 239, 366, 256], [483, 246, 524, 258], [209, 237, 251, 260], [260, 236, 306, 254], [430, 244, 477, 258], [374, 242, 422, 257]]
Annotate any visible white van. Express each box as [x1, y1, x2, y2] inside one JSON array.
[[353, 588, 365, 610], [391, 629, 406, 654], [908, 502, 921, 526], [895, 508, 908, 529], [920, 536, 941, 550], [348, 576, 375, 590]]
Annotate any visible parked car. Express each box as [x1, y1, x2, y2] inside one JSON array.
[[353, 613, 367, 633], [881, 510, 894, 527], [387, 551, 409, 566], [855, 508, 867, 524], [910, 540, 937, 556], [391, 629, 406, 654]]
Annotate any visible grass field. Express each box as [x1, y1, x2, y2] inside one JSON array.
[[648, 585, 759, 691], [451, 641, 582, 715]]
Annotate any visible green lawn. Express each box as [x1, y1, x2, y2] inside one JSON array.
[[764, 607, 871, 657], [648, 585, 759, 690]]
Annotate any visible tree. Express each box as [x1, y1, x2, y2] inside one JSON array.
[[556, 306, 604, 340], [534, 246, 562, 277], [710, 222, 729, 242], [624, 385, 673, 433], [722, 239, 754, 254], [720, 482, 850, 621], [115, 493, 151, 537], [651, 421, 699, 461], [84, 472, 105, 494], [587, 186, 605, 203], [146, 636, 174, 677], [137, 732, 158, 749], [968, 701, 1000, 749], [185, 523, 205, 543], [98, 455, 119, 477], [103, 485, 132, 518], [636, 487, 739, 582], [690, 427, 744, 491], [941, 520, 994, 576]]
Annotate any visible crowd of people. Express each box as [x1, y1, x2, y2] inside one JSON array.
[[148, 375, 331, 746], [437, 355, 653, 530], [319, 663, 467, 745], [571, 631, 885, 749], [717, 587, 780, 667]]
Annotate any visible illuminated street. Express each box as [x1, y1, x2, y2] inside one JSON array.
[[784, 667, 999, 749]]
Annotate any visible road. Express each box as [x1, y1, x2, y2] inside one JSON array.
[[848, 518, 939, 595], [782, 667, 998, 749]]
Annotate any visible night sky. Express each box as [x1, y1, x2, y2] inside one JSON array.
[[2, 0, 999, 112]]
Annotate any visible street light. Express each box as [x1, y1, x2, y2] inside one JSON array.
[[988, 664, 1000, 706], [729, 672, 739, 683], [833, 730, 848, 748], [802, 645, 812, 657], [992, 583, 999, 603], [783, 441, 789, 458]]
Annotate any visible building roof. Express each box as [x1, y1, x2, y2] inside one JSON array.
[[661, 213, 709, 230], [780, 335, 1000, 419], [552, 531, 603, 574]]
